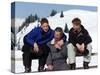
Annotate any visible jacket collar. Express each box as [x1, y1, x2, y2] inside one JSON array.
[[40, 25, 51, 32], [51, 39, 55, 45]]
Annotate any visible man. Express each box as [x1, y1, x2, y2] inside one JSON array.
[[67, 18, 92, 70], [46, 27, 69, 71], [22, 18, 66, 72]]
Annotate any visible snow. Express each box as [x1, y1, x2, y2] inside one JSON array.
[[16, 9, 97, 53], [12, 9, 98, 73], [11, 18, 25, 28], [11, 50, 97, 73]]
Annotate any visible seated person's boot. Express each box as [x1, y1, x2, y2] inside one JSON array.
[[83, 62, 89, 69], [83, 49, 89, 56], [38, 66, 44, 72], [70, 63, 76, 70], [24, 67, 31, 73]]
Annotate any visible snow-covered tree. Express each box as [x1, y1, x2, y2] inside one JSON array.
[[64, 23, 69, 33], [34, 14, 38, 21], [60, 11, 64, 18], [50, 10, 57, 16]]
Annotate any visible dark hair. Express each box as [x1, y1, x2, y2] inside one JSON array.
[[72, 18, 81, 24], [40, 18, 49, 25], [55, 27, 63, 36]]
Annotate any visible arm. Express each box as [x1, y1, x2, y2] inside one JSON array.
[[38, 30, 54, 44], [60, 42, 67, 58], [46, 42, 53, 65], [56, 33, 67, 48], [68, 30, 77, 46], [83, 30, 92, 45], [62, 33, 67, 42], [24, 28, 38, 46], [52, 42, 67, 60], [46, 52, 53, 65]]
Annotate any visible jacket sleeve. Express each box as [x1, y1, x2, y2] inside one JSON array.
[[46, 53, 53, 65], [24, 28, 38, 46], [62, 33, 67, 42], [61, 42, 68, 58], [38, 31, 54, 44], [84, 29, 92, 45], [68, 30, 77, 46], [51, 42, 67, 60]]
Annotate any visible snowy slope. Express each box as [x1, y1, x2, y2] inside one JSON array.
[[48, 9, 97, 29], [16, 21, 39, 50], [11, 18, 25, 27], [16, 9, 98, 53]]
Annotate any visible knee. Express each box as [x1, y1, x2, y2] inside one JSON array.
[[67, 43, 74, 48], [87, 43, 92, 51]]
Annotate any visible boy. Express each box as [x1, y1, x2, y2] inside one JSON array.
[[67, 18, 92, 70]]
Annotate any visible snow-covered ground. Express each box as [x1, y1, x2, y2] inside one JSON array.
[[11, 9, 98, 73], [11, 50, 97, 73]]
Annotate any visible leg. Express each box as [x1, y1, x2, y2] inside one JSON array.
[[67, 43, 76, 70], [23, 51, 32, 72], [38, 45, 50, 72], [22, 44, 33, 73], [83, 43, 92, 69]]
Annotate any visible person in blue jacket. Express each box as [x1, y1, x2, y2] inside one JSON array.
[[22, 18, 66, 72]]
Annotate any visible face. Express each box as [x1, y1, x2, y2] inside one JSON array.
[[72, 22, 81, 31], [54, 31, 62, 41], [41, 23, 49, 32]]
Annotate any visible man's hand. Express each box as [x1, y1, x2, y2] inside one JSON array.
[[76, 43, 81, 50], [80, 43, 85, 52], [33, 43, 39, 53], [54, 40, 64, 49], [57, 40, 64, 47], [47, 64, 54, 71], [76, 43, 85, 52], [54, 44, 61, 49]]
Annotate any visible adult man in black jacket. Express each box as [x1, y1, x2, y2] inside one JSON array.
[[67, 18, 92, 70]]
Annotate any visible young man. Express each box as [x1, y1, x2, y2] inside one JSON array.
[[22, 18, 66, 72], [67, 18, 92, 70], [46, 27, 69, 71]]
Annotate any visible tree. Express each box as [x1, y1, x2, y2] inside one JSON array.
[[60, 11, 64, 18], [50, 10, 57, 16], [18, 14, 35, 32], [37, 18, 40, 27], [64, 23, 69, 33], [18, 14, 39, 32], [25, 17, 30, 24], [34, 14, 38, 21], [28, 14, 35, 23], [37, 17, 40, 22]]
